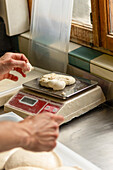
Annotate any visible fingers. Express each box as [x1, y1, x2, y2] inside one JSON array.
[[11, 53, 29, 63], [40, 112, 64, 125], [44, 141, 57, 152], [47, 129, 59, 139], [14, 68, 26, 77], [50, 114, 64, 125], [11, 60, 29, 72], [32, 141, 57, 152], [21, 113, 64, 152], [7, 53, 30, 73], [4, 73, 18, 81], [0, 53, 31, 80]]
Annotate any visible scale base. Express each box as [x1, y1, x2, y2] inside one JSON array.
[[4, 85, 106, 124], [59, 86, 105, 123]]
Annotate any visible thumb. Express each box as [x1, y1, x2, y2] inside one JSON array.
[[52, 114, 64, 125]]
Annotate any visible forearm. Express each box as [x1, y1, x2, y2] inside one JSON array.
[[0, 121, 28, 152]]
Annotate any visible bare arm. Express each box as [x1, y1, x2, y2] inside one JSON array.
[[0, 121, 28, 152], [0, 112, 64, 152]]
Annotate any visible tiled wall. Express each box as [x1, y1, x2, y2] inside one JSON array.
[[69, 46, 113, 82]]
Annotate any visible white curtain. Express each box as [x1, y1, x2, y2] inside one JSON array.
[[73, 0, 91, 25], [29, 0, 73, 72]]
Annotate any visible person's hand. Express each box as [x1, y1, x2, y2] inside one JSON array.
[[0, 112, 64, 152], [0, 52, 31, 81], [19, 112, 64, 152]]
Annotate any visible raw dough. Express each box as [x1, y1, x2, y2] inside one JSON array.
[[55, 166, 82, 170], [39, 73, 76, 90], [26, 63, 34, 72], [48, 79, 66, 90], [10, 167, 45, 170], [5, 148, 62, 170], [0, 148, 19, 170]]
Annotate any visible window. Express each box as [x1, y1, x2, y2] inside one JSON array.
[[72, 0, 92, 26], [71, 0, 93, 46], [28, 0, 113, 53], [99, 0, 113, 52], [109, 0, 113, 34], [28, 0, 32, 19], [71, 0, 113, 52]]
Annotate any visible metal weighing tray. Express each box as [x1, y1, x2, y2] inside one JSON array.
[[23, 75, 98, 100]]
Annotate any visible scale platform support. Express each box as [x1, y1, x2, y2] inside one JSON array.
[[4, 86, 105, 124]]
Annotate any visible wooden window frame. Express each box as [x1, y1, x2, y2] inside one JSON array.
[[28, 0, 113, 54], [91, 0, 100, 47], [70, 0, 101, 48], [99, 0, 113, 52], [28, 0, 95, 46], [70, 21, 93, 46], [28, 0, 32, 19], [70, 0, 113, 55]]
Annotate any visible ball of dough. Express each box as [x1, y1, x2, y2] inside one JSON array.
[[48, 80, 66, 90], [0, 148, 19, 170], [39, 78, 50, 88], [42, 73, 56, 79], [10, 167, 45, 170], [26, 62, 33, 72], [5, 148, 62, 170], [55, 166, 82, 170], [57, 75, 76, 85]]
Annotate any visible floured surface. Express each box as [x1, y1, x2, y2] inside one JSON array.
[[0, 68, 49, 94]]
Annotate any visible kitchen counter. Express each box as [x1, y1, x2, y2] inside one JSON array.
[[59, 104, 113, 170]]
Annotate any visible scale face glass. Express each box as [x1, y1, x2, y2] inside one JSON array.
[[20, 96, 38, 106]]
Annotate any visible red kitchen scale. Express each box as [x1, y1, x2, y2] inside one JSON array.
[[4, 75, 106, 123]]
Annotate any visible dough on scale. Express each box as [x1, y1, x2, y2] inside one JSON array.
[[48, 79, 66, 90], [5, 148, 62, 170], [10, 167, 45, 170], [39, 73, 76, 90]]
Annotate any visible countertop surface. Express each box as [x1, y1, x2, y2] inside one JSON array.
[[59, 104, 113, 170]]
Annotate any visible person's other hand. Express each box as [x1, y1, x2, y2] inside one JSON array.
[[0, 52, 30, 81], [19, 112, 64, 152]]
